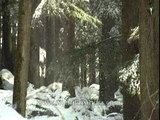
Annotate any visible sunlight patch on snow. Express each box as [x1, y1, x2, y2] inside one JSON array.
[[39, 47, 46, 77], [39, 47, 46, 63]]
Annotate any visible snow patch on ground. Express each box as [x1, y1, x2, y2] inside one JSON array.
[[0, 102, 26, 120], [0, 81, 123, 120]]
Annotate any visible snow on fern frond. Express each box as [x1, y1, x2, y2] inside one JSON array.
[[91, 102, 107, 116], [75, 85, 99, 101], [75, 86, 90, 99]]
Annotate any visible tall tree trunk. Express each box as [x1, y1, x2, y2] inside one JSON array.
[[99, 17, 118, 103], [29, 27, 41, 88], [13, 0, 32, 116], [121, 0, 139, 62], [45, 16, 55, 85], [88, 51, 96, 85], [45, 16, 60, 86], [139, 0, 159, 120], [2, 0, 14, 72], [62, 16, 75, 96], [28, 0, 41, 88], [10, 14, 18, 74], [121, 0, 141, 119], [0, 11, 2, 65], [81, 55, 87, 87]]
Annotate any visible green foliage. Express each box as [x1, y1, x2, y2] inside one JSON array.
[[32, 0, 101, 27], [68, 2, 102, 27]]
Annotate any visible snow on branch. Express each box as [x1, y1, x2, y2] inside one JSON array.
[[128, 26, 139, 44]]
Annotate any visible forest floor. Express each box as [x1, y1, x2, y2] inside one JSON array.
[[0, 82, 123, 120], [0, 54, 140, 120]]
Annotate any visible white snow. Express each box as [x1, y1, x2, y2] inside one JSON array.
[[114, 86, 123, 101], [0, 69, 14, 90], [89, 83, 100, 90], [0, 102, 26, 120], [32, 0, 47, 20], [0, 90, 13, 103], [0, 69, 123, 120]]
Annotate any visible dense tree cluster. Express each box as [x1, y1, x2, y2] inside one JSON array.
[[0, 0, 159, 120]]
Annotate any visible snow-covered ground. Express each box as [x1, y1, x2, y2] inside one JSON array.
[[0, 69, 123, 120], [0, 102, 26, 120]]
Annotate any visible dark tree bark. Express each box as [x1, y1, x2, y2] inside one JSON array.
[[2, 0, 14, 72], [81, 55, 87, 87], [121, 0, 141, 120], [45, 16, 60, 86], [99, 16, 118, 103], [139, 0, 159, 120], [99, 71, 106, 103], [0, 11, 2, 65], [121, 0, 139, 62], [29, 26, 42, 88], [13, 0, 32, 116], [62, 16, 76, 96], [28, 0, 41, 88], [45, 16, 55, 85], [88, 51, 96, 85]]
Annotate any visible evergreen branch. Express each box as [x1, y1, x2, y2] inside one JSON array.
[[32, 0, 102, 27], [67, 2, 102, 27]]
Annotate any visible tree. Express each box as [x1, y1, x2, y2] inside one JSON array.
[[28, 0, 42, 88], [88, 50, 96, 85], [13, 0, 32, 116], [45, 16, 60, 86], [99, 16, 117, 102], [121, 0, 139, 62], [139, 0, 159, 119], [2, 0, 14, 72], [29, 24, 43, 88], [62, 16, 76, 96], [27, 0, 101, 90], [98, 0, 121, 103], [121, 0, 141, 119]]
